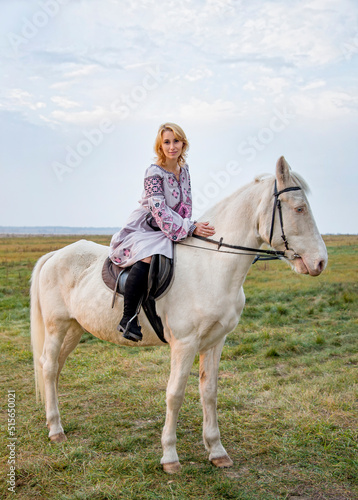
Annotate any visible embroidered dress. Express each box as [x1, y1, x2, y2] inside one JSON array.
[[109, 163, 196, 267]]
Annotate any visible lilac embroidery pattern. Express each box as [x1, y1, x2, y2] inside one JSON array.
[[175, 202, 191, 219], [144, 175, 164, 197], [150, 198, 189, 241], [183, 188, 191, 203]]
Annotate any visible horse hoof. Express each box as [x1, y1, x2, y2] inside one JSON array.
[[162, 461, 181, 474], [50, 432, 67, 443], [211, 455, 233, 468]]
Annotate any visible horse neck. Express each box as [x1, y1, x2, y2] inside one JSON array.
[[197, 179, 270, 286], [203, 179, 269, 250]]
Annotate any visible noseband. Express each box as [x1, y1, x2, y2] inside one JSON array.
[[181, 180, 303, 262]]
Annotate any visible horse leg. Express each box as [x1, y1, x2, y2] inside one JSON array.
[[161, 341, 197, 473], [199, 338, 233, 468], [41, 320, 70, 443], [56, 321, 84, 391]]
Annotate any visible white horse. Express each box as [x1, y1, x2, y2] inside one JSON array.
[[31, 157, 327, 473]]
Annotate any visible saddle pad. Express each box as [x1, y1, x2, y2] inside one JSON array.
[[102, 257, 124, 293]]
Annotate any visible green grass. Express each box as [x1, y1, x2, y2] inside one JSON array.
[[0, 235, 357, 499]]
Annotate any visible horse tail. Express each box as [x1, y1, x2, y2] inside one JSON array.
[[30, 251, 56, 403]]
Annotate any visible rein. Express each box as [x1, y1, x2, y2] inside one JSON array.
[[188, 234, 285, 258], [179, 181, 302, 262]]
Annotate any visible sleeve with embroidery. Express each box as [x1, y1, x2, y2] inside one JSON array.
[[144, 173, 195, 241]]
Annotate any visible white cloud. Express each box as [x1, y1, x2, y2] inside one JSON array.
[[235, 0, 355, 67], [184, 67, 213, 82], [292, 90, 358, 118], [301, 80, 327, 91], [243, 76, 290, 95], [63, 64, 99, 79], [180, 98, 238, 120], [51, 96, 81, 109], [51, 106, 111, 126], [203, 0, 236, 18], [50, 81, 73, 90], [0, 89, 46, 111]]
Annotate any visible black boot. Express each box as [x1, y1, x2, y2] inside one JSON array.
[[117, 261, 150, 342]]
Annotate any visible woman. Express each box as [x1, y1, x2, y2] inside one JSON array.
[[109, 123, 215, 342]]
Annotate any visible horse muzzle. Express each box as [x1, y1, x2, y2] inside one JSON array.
[[292, 254, 327, 276]]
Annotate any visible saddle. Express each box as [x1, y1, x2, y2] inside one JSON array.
[[102, 254, 174, 343]]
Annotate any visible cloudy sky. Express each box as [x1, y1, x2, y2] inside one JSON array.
[[1, 0, 357, 233]]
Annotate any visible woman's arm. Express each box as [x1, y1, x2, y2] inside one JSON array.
[[146, 174, 195, 241]]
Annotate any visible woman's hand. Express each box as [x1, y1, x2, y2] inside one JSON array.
[[193, 221, 216, 238]]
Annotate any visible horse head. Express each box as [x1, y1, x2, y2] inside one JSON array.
[[258, 156, 328, 276]]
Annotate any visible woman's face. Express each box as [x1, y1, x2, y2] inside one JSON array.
[[161, 130, 183, 164]]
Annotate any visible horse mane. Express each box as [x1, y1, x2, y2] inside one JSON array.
[[202, 169, 311, 223], [254, 171, 311, 195]]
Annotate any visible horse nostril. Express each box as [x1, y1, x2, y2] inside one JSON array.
[[317, 260, 325, 273]]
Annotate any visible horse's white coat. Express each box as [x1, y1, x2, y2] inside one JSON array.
[[31, 158, 328, 470]]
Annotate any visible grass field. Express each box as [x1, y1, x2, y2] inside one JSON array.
[[0, 234, 357, 500]]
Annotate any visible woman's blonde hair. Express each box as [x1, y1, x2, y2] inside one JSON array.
[[154, 123, 189, 168]]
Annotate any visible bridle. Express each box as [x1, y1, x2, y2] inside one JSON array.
[[179, 180, 302, 263], [269, 180, 302, 253]]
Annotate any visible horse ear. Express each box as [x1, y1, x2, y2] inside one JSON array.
[[276, 156, 291, 188]]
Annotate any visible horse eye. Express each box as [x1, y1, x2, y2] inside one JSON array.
[[295, 207, 304, 213]]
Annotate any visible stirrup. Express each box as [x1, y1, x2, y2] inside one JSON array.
[[117, 314, 142, 342]]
